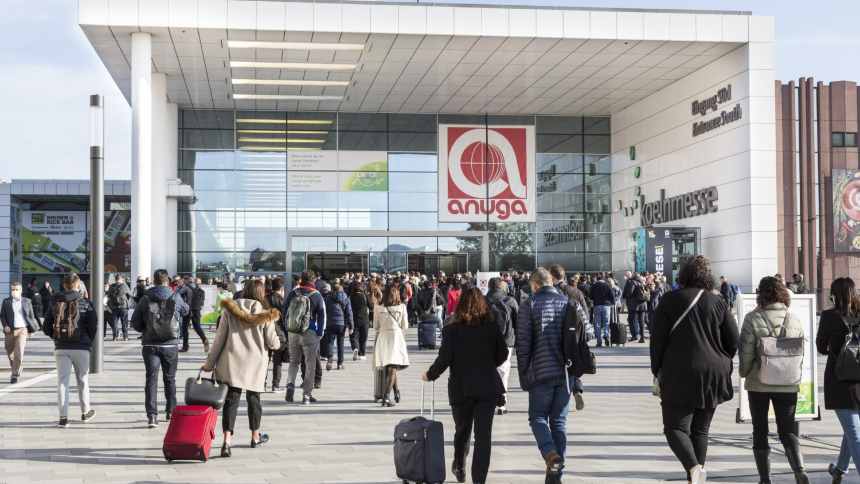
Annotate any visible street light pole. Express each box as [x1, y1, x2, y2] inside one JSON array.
[[90, 94, 105, 374]]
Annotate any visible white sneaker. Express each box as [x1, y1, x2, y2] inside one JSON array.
[[689, 465, 707, 484], [353, 349, 359, 361], [359, 355, 367, 361]]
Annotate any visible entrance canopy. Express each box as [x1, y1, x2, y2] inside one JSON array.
[[78, 1, 758, 115]]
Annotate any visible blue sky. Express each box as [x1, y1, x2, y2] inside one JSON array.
[[0, 0, 858, 181]]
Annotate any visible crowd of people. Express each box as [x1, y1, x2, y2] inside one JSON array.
[[0, 258, 857, 484]]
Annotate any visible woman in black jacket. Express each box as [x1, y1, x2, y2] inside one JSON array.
[[422, 287, 508, 484], [650, 255, 738, 484], [348, 282, 370, 360], [816, 277, 860, 483]]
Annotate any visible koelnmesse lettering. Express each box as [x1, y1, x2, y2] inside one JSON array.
[[691, 84, 742, 137], [640, 187, 718, 227]]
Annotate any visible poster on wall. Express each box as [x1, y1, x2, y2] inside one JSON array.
[[646, 228, 674, 285], [476, 272, 501, 295], [199, 284, 221, 326], [736, 293, 819, 422], [20, 210, 131, 274], [832, 169, 860, 253], [438, 124, 536, 222], [286, 151, 389, 192]]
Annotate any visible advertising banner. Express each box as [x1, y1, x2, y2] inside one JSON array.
[[833, 169, 860, 253], [476, 272, 501, 295], [286, 151, 388, 192], [199, 284, 221, 326], [736, 293, 819, 422], [438, 125, 536, 222], [645, 228, 674, 285]]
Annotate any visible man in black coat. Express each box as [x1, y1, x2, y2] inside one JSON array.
[[486, 278, 518, 414]]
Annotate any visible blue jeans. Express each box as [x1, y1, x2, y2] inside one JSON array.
[[593, 305, 611, 345], [835, 409, 860, 474], [528, 382, 571, 471]]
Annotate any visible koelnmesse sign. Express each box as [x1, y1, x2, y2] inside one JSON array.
[[640, 186, 719, 227], [691, 84, 742, 137]]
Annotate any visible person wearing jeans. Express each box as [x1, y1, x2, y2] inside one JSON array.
[[131, 269, 189, 428], [588, 274, 615, 348], [43, 274, 98, 428], [816, 276, 860, 482], [321, 282, 353, 371], [739, 276, 808, 483], [516, 268, 583, 484]]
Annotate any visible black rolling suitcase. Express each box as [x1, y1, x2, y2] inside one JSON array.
[[417, 321, 440, 350], [394, 382, 446, 484], [610, 321, 628, 347], [374, 367, 390, 403]]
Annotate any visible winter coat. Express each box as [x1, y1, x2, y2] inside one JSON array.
[[650, 287, 738, 409], [739, 303, 805, 393], [589, 280, 615, 307], [349, 290, 370, 327], [446, 289, 462, 316], [323, 289, 353, 330], [42, 291, 97, 351], [516, 286, 569, 391], [426, 316, 508, 405], [816, 308, 859, 410], [107, 282, 132, 310], [130, 285, 189, 346], [373, 304, 410, 369], [205, 298, 280, 393], [486, 289, 518, 347]]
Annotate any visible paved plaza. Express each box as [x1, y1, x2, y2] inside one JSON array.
[[0, 328, 857, 484]]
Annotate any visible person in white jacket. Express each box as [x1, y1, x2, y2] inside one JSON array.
[[372, 283, 410, 407]]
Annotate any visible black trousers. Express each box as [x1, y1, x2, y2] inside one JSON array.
[[271, 348, 288, 388], [142, 345, 178, 417], [748, 391, 798, 450], [452, 398, 496, 483], [350, 322, 369, 356], [662, 403, 716, 472], [181, 309, 208, 349], [109, 308, 128, 338], [322, 325, 346, 365], [222, 386, 262, 433]]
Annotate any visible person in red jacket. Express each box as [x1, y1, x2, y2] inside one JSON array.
[[446, 278, 462, 318]]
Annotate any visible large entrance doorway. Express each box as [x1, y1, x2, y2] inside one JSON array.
[[407, 253, 469, 275], [306, 253, 368, 278]]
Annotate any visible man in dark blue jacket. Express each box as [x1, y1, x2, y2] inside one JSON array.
[[283, 271, 327, 405], [131, 269, 189, 428], [516, 267, 573, 484], [321, 282, 353, 371], [589, 273, 615, 347]]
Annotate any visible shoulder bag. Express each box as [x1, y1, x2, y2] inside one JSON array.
[[836, 315, 860, 382], [756, 310, 804, 386], [185, 325, 229, 409], [653, 289, 704, 398]]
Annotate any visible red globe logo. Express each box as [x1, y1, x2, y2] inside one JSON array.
[[460, 141, 506, 186]]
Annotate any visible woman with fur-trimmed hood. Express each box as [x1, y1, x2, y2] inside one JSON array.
[[202, 279, 280, 458]]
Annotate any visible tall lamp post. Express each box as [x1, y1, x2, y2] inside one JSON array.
[[90, 94, 105, 374]]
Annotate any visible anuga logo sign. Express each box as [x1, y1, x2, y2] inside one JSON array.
[[691, 84, 742, 137], [438, 125, 536, 222]]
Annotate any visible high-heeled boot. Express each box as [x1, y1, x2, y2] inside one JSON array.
[[753, 448, 771, 484], [781, 434, 810, 484]]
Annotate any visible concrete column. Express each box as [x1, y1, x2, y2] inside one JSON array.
[[150, 73, 179, 273], [131, 32, 152, 280]]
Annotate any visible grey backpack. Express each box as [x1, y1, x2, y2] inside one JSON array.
[[757, 310, 804, 386], [286, 289, 317, 334]]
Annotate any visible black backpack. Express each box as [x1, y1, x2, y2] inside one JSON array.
[[490, 298, 513, 342], [191, 286, 206, 309], [145, 298, 179, 341]]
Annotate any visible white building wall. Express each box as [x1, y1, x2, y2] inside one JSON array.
[[610, 17, 776, 290]]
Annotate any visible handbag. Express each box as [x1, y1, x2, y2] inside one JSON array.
[[653, 289, 704, 398], [185, 369, 229, 409], [756, 310, 804, 386], [836, 316, 860, 382]]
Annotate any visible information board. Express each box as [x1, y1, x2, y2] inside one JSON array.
[[736, 293, 820, 422], [476, 272, 501, 295]]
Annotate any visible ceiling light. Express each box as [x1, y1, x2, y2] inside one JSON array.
[[237, 129, 328, 135], [240, 146, 321, 152], [230, 61, 356, 71], [238, 138, 327, 144], [235, 118, 334, 125], [233, 94, 343, 101], [231, 79, 350, 87], [227, 40, 365, 51]]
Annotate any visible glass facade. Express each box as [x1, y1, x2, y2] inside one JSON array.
[[178, 110, 611, 276]]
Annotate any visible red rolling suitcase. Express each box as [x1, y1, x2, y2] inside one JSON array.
[[163, 405, 218, 462]]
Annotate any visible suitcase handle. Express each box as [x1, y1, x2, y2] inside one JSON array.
[[420, 381, 435, 419]]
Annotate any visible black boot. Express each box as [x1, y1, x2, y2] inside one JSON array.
[[753, 448, 771, 484], [781, 434, 810, 484]]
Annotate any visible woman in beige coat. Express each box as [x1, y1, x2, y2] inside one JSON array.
[[202, 280, 280, 458], [739, 276, 807, 484], [373, 283, 410, 407]]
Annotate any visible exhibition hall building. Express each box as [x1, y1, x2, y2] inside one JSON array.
[[2, 1, 801, 298]]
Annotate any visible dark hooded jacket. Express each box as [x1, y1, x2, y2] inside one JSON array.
[[43, 290, 97, 351], [131, 285, 189, 346]]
